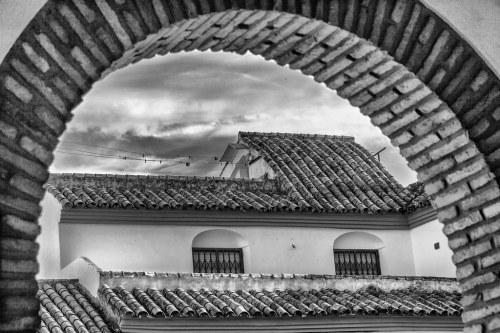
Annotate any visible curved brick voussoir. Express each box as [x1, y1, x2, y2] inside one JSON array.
[[2, 0, 500, 331]]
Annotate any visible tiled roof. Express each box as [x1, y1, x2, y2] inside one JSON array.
[[45, 132, 430, 214], [36, 280, 118, 333], [99, 284, 462, 320], [239, 132, 429, 213]]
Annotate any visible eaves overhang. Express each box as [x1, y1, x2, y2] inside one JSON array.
[[60, 206, 437, 230]]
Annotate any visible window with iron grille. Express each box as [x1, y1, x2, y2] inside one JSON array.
[[192, 248, 244, 273], [334, 249, 381, 275]]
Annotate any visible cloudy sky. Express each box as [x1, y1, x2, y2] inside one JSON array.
[[1, 1, 417, 186]]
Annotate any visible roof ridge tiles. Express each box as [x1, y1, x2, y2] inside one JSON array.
[[239, 131, 356, 142]]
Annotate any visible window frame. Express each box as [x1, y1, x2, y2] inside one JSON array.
[[333, 249, 381, 275], [192, 247, 245, 274]]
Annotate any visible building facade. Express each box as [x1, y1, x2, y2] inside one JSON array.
[[35, 132, 461, 332]]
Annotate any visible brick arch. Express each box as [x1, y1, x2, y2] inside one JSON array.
[[1, 1, 500, 332]]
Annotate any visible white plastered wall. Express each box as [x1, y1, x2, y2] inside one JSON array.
[[410, 219, 456, 278], [58, 222, 416, 276]]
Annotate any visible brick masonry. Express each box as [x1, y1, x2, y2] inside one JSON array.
[[0, 0, 500, 332]]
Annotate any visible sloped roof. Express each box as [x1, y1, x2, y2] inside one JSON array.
[[100, 283, 461, 320], [240, 132, 429, 213], [45, 132, 430, 214], [36, 275, 461, 333], [36, 280, 118, 333]]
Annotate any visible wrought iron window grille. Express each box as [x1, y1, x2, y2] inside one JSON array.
[[192, 248, 244, 274], [334, 249, 381, 275]]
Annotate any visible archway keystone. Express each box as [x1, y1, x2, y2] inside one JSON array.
[[1, 1, 500, 331]]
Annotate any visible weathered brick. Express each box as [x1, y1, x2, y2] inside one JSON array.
[[22, 43, 50, 73], [462, 302, 500, 323], [20, 136, 53, 166], [443, 211, 482, 236], [428, 68, 446, 90], [469, 118, 491, 138], [0, 143, 49, 181], [58, 4, 110, 67], [0, 193, 41, 218], [0, 120, 18, 139], [11, 58, 67, 115], [94, 0, 133, 49], [487, 147, 500, 165], [436, 205, 458, 222], [482, 202, 500, 219], [433, 183, 469, 208], [0, 315, 40, 331], [71, 46, 99, 79], [461, 185, 500, 211], [1, 259, 38, 274], [9, 174, 45, 200], [368, 69, 407, 95], [453, 240, 492, 264], [455, 145, 481, 164], [401, 133, 440, 159], [463, 86, 500, 125], [390, 87, 432, 115], [480, 129, 500, 153], [0, 238, 39, 255], [488, 316, 500, 330], [482, 250, 500, 269], [380, 110, 419, 136], [411, 108, 454, 136], [428, 132, 469, 161], [418, 30, 451, 79], [452, 160, 490, 188], [417, 96, 442, 114], [408, 153, 431, 170], [390, 131, 413, 146], [48, 18, 69, 44], [448, 234, 468, 250], [72, 0, 96, 23], [360, 91, 400, 116], [4, 76, 33, 103], [466, 324, 484, 333], [437, 118, 462, 139], [424, 179, 445, 196], [34, 33, 87, 89], [394, 77, 421, 94], [417, 157, 455, 183], [371, 110, 395, 127], [460, 272, 496, 292], [1, 215, 40, 240], [469, 219, 500, 241], [492, 107, 500, 121], [34, 106, 65, 134], [457, 264, 476, 280], [461, 292, 480, 307]]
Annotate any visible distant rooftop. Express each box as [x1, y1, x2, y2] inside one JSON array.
[[45, 132, 430, 214]]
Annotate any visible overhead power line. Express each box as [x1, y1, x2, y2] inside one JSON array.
[[58, 140, 222, 160]]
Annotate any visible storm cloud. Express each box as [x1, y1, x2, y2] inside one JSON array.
[[51, 51, 417, 185]]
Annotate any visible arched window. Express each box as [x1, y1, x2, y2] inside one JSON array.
[[333, 232, 384, 276], [192, 229, 249, 274]]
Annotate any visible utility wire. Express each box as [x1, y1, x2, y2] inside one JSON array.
[[55, 150, 250, 166], [60, 140, 146, 156], [59, 140, 221, 160]]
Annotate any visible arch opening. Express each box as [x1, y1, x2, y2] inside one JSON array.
[[2, 1, 500, 331]]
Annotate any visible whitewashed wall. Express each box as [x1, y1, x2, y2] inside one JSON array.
[[38, 199, 455, 278], [410, 219, 456, 278], [58, 222, 416, 275]]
